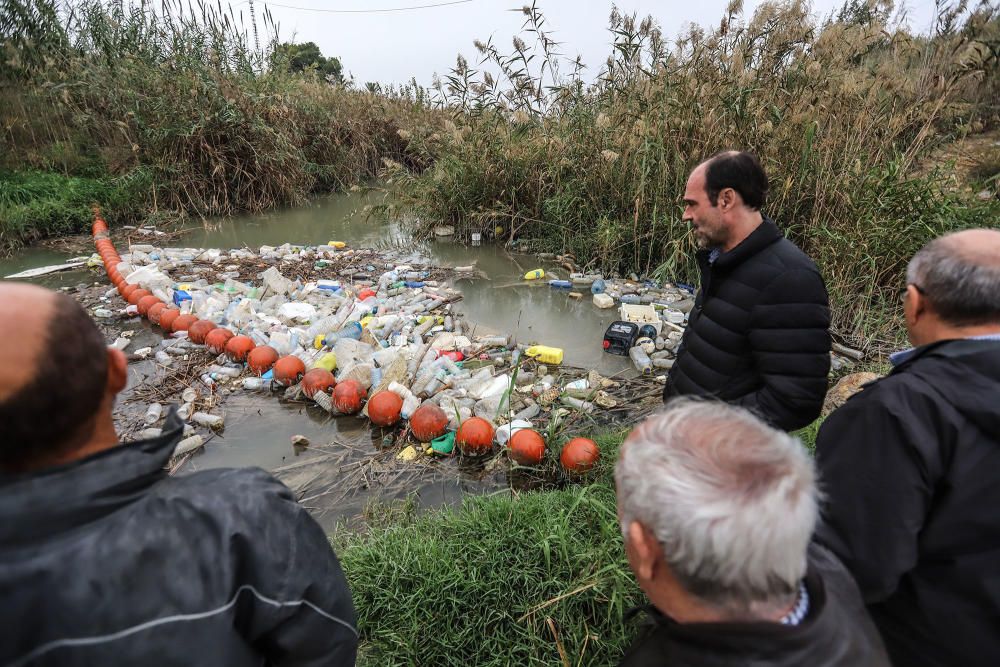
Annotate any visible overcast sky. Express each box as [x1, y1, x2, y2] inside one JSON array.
[[237, 0, 941, 88]]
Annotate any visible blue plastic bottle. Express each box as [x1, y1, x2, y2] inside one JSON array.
[[590, 279, 606, 294]]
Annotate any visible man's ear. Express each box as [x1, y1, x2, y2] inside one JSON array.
[[718, 187, 737, 212], [907, 285, 928, 327], [106, 347, 128, 396], [627, 521, 662, 582]]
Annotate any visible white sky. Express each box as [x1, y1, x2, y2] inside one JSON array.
[[236, 0, 942, 88]]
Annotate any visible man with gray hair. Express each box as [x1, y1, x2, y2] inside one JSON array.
[[816, 228, 1000, 667], [616, 399, 887, 666]]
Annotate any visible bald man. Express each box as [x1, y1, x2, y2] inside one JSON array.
[[665, 151, 831, 432], [815, 230, 1000, 667], [0, 283, 358, 666]]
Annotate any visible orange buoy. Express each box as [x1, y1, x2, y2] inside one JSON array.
[[247, 345, 279, 375], [509, 429, 546, 466], [171, 313, 198, 333], [225, 335, 256, 363], [456, 417, 494, 455], [273, 356, 306, 386], [410, 402, 449, 442], [204, 328, 235, 354], [136, 295, 160, 317], [187, 319, 217, 345], [367, 390, 403, 427], [126, 287, 150, 306], [158, 308, 181, 331], [147, 302, 168, 325], [332, 378, 366, 414], [301, 368, 336, 399], [559, 437, 600, 473]]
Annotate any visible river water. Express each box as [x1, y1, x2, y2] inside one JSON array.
[[2, 190, 633, 527]]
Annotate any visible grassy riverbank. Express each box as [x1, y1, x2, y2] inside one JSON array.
[[387, 2, 1000, 348], [338, 431, 644, 666], [340, 419, 824, 665], [1, 0, 437, 253]]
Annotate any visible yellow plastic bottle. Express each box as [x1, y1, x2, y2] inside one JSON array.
[[327, 241, 347, 249], [525, 345, 564, 365], [524, 269, 545, 280], [312, 352, 337, 372]]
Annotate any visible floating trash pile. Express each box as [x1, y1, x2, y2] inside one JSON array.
[[89, 211, 665, 471]]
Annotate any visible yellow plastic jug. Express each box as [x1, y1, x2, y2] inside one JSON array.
[[525, 345, 564, 365], [524, 269, 545, 280], [312, 352, 337, 372], [327, 241, 347, 249]]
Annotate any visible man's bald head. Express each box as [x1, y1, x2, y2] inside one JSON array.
[[907, 229, 1000, 327], [0, 282, 111, 471]]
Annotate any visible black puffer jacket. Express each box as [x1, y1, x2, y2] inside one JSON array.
[[816, 338, 1000, 667], [664, 218, 831, 431], [619, 543, 889, 666], [0, 411, 357, 667]]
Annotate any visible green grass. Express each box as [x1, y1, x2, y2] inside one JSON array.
[[0, 170, 149, 253], [339, 432, 644, 666]]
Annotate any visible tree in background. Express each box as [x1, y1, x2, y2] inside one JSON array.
[[270, 41, 343, 83]]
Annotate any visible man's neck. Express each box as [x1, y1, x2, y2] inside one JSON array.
[[722, 212, 764, 253], [648, 577, 795, 625], [916, 323, 1000, 348]]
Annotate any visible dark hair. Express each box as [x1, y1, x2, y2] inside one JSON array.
[[0, 292, 109, 470], [704, 151, 768, 210], [907, 236, 1000, 327]]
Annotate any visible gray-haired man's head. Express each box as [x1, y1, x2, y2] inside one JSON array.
[[904, 229, 1000, 345], [615, 399, 817, 621], [907, 229, 1000, 326]]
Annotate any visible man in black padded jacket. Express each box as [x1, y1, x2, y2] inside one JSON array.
[[0, 282, 357, 667], [664, 151, 830, 431], [816, 229, 1000, 667]]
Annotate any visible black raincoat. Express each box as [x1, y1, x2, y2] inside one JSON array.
[[0, 411, 357, 667]]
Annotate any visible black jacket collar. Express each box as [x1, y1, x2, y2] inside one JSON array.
[[698, 216, 784, 273], [0, 409, 183, 547]]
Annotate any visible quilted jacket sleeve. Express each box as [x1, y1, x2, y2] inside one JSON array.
[[736, 268, 831, 431]]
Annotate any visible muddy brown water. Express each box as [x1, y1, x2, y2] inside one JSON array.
[[2, 190, 634, 529]]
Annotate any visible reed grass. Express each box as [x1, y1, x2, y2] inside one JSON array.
[[0, 0, 439, 252], [388, 0, 1000, 348]]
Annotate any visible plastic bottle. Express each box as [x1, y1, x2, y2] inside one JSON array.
[[590, 279, 606, 294], [524, 269, 545, 280], [177, 402, 194, 421], [548, 280, 572, 289], [207, 364, 242, 378], [154, 350, 173, 366], [629, 345, 653, 374], [143, 403, 163, 425], [192, 412, 224, 429], [94, 308, 113, 318], [173, 434, 204, 458], [242, 377, 274, 391], [620, 294, 641, 305]]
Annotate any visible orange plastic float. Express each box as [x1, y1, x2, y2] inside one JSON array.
[[273, 356, 306, 386], [187, 319, 217, 345], [247, 346, 279, 374], [127, 289, 152, 307], [147, 302, 168, 325], [332, 379, 366, 414], [559, 437, 600, 473], [509, 429, 546, 466], [410, 403, 448, 442], [225, 335, 256, 363], [158, 308, 181, 331], [367, 391, 403, 427], [204, 328, 234, 354], [301, 369, 336, 399], [121, 284, 140, 301], [171, 313, 198, 333], [456, 417, 494, 455], [136, 295, 160, 317]]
